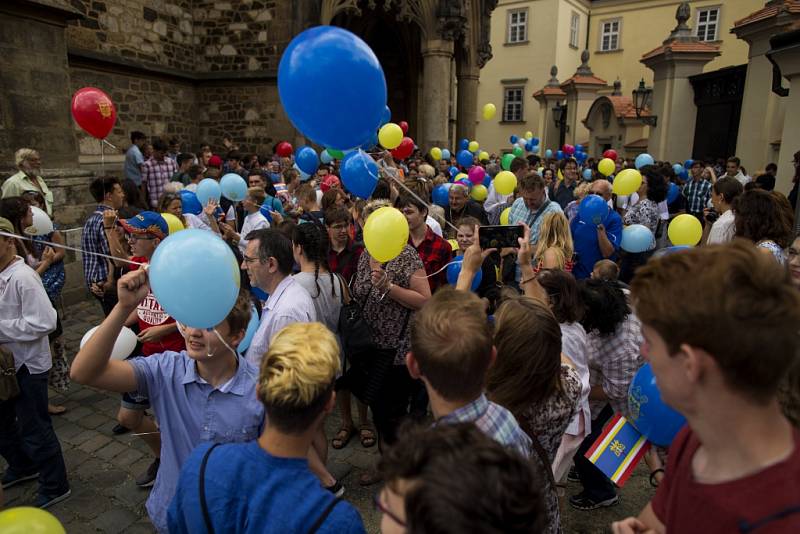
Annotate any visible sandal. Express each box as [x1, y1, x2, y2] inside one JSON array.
[[359, 426, 376, 448], [331, 427, 354, 449], [48, 404, 67, 415]]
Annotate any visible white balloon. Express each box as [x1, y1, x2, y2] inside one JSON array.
[[517, 138, 527, 148], [80, 326, 138, 361], [24, 206, 54, 236]]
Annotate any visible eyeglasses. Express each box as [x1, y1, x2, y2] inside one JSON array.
[[373, 489, 406, 527], [242, 254, 261, 264], [329, 223, 349, 231]]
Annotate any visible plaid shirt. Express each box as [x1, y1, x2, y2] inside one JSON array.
[[328, 240, 363, 284], [438, 394, 532, 458], [508, 197, 563, 245], [682, 178, 711, 214], [410, 226, 452, 292], [81, 205, 113, 288], [588, 312, 644, 419], [143, 157, 178, 208]]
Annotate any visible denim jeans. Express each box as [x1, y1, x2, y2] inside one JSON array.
[[0, 365, 69, 497]]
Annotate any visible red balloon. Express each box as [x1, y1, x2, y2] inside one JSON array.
[[562, 144, 575, 156], [391, 137, 414, 160], [399, 121, 409, 134], [71, 87, 116, 140], [276, 141, 294, 157], [603, 149, 618, 161]]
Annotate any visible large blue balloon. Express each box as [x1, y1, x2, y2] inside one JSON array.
[[220, 173, 247, 202], [149, 229, 240, 328], [180, 190, 202, 215], [578, 194, 608, 226], [628, 363, 687, 446], [432, 183, 451, 207], [447, 255, 482, 291], [458, 138, 469, 151], [621, 224, 654, 253], [441, 149, 451, 161], [666, 182, 680, 204], [545, 149, 553, 159], [635, 153, 655, 169], [340, 149, 379, 199], [196, 178, 221, 207], [278, 26, 387, 150], [457, 150, 474, 168], [238, 305, 259, 355], [296, 146, 320, 175]]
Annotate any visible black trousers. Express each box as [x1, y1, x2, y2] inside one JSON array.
[[93, 290, 118, 317], [573, 403, 617, 500], [369, 365, 417, 446], [0, 365, 69, 497]]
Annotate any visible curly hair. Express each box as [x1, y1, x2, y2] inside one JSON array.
[[734, 189, 793, 248], [641, 165, 668, 203], [579, 278, 630, 336]]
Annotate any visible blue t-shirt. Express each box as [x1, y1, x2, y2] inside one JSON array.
[[168, 441, 366, 534], [570, 208, 623, 279], [124, 144, 145, 185]]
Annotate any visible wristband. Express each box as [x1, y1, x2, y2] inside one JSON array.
[[649, 468, 665, 487]]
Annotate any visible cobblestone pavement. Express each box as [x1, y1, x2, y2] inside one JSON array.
[[1, 299, 653, 533]]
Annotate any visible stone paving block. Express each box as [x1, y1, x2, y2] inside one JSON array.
[[122, 519, 157, 534], [74, 457, 107, 482], [79, 412, 114, 430], [95, 440, 130, 461], [78, 433, 113, 454], [67, 486, 114, 521], [63, 428, 102, 447], [63, 405, 93, 422], [68, 388, 96, 402], [63, 447, 92, 471], [113, 479, 150, 508], [346, 449, 379, 470], [110, 447, 144, 469], [129, 457, 154, 479], [92, 506, 139, 532], [54, 420, 85, 439]]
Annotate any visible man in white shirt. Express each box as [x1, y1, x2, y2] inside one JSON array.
[[725, 156, 750, 187], [241, 228, 315, 366], [0, 217, 69, 508], [221, 187, 270, 254]]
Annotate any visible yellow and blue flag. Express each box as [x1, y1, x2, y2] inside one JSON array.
[[585, 414, 651, 487]]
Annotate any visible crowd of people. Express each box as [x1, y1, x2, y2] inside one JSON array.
[[0, 133, 799, 533]]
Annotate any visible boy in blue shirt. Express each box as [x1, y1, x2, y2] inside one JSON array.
[[168, 322, 366, 534]]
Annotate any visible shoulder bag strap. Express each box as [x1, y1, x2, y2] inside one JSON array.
[[306, 497, 342, 534], [519, 418, 557, 490], [199, 442, 222, 534], [335, 273, 351, 305], [528, 200, 552, 228]]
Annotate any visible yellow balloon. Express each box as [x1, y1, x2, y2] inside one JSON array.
[[378, 123, 403, 150], [470, 184, 488, 201], [478, 151, 489, 162], [668, 214, 703, 246], [494, 171, 517, 195], [430, 147, 442, 160], [598, 158, 615, 176], [448, 238, 459, 251], [557, 169, 564, 182], [455, 173, 468, 182], [468, 141, 480, 153], [525, 131, 533, 139], [161, 213, 185, 234], [482, 103, 496, 120], [364, 207, 409, 263], [0, 507, 65, 534], [612, 168, 643, 196], [500, 207, 511, 225]]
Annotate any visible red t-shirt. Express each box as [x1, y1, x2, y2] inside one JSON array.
[[652, 425, 800, 533], [129, 257, 185, 356]]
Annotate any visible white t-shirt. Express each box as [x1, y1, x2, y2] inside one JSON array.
[[707, 209, 736, 245], [238, 211, 270, 253], [426, 216, 443, 237], [561, 321, 591, 437]]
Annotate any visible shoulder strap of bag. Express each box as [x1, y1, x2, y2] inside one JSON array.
[[519, 418, 557, 490], [306, 497, 342, 534], [335, 273, 351, 305], [528, 200, 552, 228], [199, 442, 222, 534]]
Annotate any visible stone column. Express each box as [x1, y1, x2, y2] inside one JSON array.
[[640, 3, 719, 162], [456, 64, 480, 143], [533, 67, 567, 153], [766, 31, 800, 200], [421, 39, 454, 149]]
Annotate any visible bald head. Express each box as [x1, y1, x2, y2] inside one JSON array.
[[590, 179, 612, 201]]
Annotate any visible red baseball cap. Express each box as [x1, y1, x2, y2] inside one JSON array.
[[320, 175, 341, 193], [207, 155, 223, 168]]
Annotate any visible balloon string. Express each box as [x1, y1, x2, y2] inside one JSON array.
[[100, 138, 105, 176], [102, 139, 119, 151], [381, 167, 461, 234], [412, 259, 463, 279], [0, 230, 145, 267]]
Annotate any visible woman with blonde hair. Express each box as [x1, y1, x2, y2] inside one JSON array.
[[533, 211, 574, 272]]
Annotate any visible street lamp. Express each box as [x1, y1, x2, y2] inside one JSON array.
[[632, 79, 657, 127], [552, 101, 568, 146]]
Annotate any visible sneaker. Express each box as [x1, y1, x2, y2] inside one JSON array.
[[569, 492, 619, 511], [135, 458, 160, 488], [1, 470, 39, 489], [112, 424, 131, 435], [324, 480, 345, 497], [35, 488, 71, 509], [567, 465, 580, 483]]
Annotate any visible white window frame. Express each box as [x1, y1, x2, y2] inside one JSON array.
[[507, 9, 528, 44], [570, 12, 580, 48], [600, 19, 621, 52], [502, 87, 524, 122], [696, 6, 720, 42]]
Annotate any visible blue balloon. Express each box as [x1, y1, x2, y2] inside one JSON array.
[[441, 149, 451, 161], [449, 166, 459, 178], [457, 150, 474, 168], [684, 159, 693, 169], [320, 149, 333, 164], [251, 286, 269, 301], [510, 135, 518, 144], [635, 153, 655, 170], [532, 137, 540, 145], [196, 178, 221, 207], [483, 175, 492, 188], [296, 146, 320, 175], [432, 184, 451, 207], [278, 26, 387, 150], [666, 182, 680, 204], [628, 363, 687, 446], [556, 150, 564, 160], [446, 255, 482, 291], [578, 194, 608, 226], [545, 149, 553, 159], [180, 190, 202, 215], [621, 224, 654, 253], [294, 163, 311, 182], [149, 229, 240, 328], [457, 138, 469, 151], [678, 168, 689, 180], [340, 149, 379, 199], [456, 178, 472, 189], [525, 142, 533, 152], [381, 105, 391, 126], [582, 168, 593, 181], [672, 163, 684, 176], [530, 145, 540, 154], [575, 145, 583, 153], [220, 173, 248, 202], [238, 305, 259, 355]]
